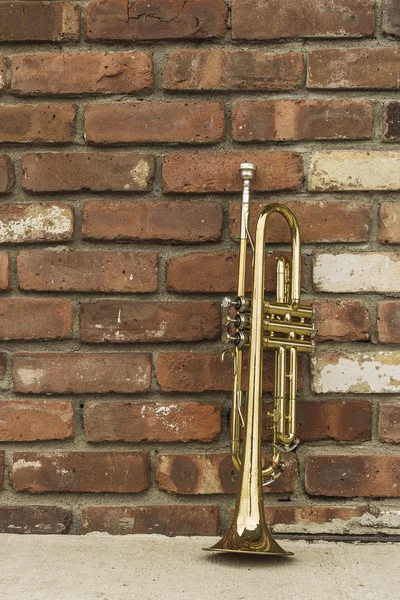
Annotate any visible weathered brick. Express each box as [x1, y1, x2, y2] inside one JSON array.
[[312, 351, 400, 394], [12, 52, 153, 95], [0, 57, 7, 90], [13, 352, 152, 394], [22, 153, 154, 193], [81, 505, 220, 536], [379, 203, 400, 243], [0, 2, 80, 42], [308, 48, 400, 89], [0, 105, 76, 144], [383, 0, 400, 36], [0, 204, 73, 244], [232, 0, 374, 40], [314, 252, 400, 293], [0, 299, 73, 340], [377, 301, 400, 343], [0, 156, 14, 194], [0, 400, 74, 441], [379, 401, 400, 443], [0, 450, 3, 487], [80, 301, 220, 343], [157, 453, 297, 494], [17, 250, 158, 292], [265, 505, 368, 526], [0, 506, 72, 534], [383, 102, 400, 142], [163, 152, 303, 194], [313, 299, 370, 342], [230, 201, 371, 243], [306, 454, 400, 497], [84, 401, 221, 442], [0, 252, 10, 290], [85, 102, 224, 144], [87, 0, 227, 41], [233, 100, 373, 142], [0, 354, 6, 377], [163, 50, 304, 91], [10, 452, 151, 493], [82, 200, 222, 243], [167, 251, 305, 294]]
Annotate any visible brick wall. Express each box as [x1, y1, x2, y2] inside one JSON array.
[[0, 0, 400, 537]]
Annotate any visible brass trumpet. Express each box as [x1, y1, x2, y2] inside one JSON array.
[[204, 163, 314, 556]]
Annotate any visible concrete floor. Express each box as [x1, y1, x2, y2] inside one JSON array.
[[0, 534, 399, 600]]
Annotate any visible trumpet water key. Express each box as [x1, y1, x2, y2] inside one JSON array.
[[204, 163, 314, 556]]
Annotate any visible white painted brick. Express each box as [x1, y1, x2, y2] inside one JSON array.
[[309, 151, 400, 191], [314, 253, 400, 292], [312, 351, 400, 394], [0, 204, 73, 244]]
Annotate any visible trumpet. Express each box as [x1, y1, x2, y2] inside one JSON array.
[[204, 163, 314, 556]]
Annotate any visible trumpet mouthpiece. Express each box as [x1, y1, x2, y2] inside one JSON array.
[[240, 163, 256, 180]]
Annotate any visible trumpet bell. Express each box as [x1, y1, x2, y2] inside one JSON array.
[[203, 529, 292, 556]]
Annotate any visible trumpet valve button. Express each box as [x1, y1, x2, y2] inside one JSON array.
[[221, 297, 233, 309]]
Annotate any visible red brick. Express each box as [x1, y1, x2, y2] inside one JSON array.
[[0, 156, 14, 194], [80, 301, 220, 343], [0, 203, 74, 244], [232, 0, 374, 40], [84, 401, 221, 442], [87, 0, 226, 41], [308, 48, 400, 89], [0, 57, 7, 90], [163, 50, 304, 91], [10, 452, 151, 493], [0, 252, 10, 290], [377, 301, 400, 343], [17, 250, 158, 293], [314, 299, 370, 342], [157, 453, 297, 494], [0, 451, 3, 487], [0, 105, 76, 143], [379, 203, 400, 243], [0, 2, 80, 42], [13, 352, 152, 394], [163, 152, 303, 194], [233, 99, 373, 141], [21, 153, 154, 192], [81, 505, 220, 536], [0, 506, 72, 534], [382, 102, 400, 142], [0, 299, 73, 340], [265, 505, 368, 526], [12, 52, 153, 95], [166, 251, 305, 294], [85, 101, 224, 144], [383, 0, 400, 36], [230, 200, 371, 243], [379, 401, 400, 443], [305, 454, 400, 497], [0, 400, 74, 441], [82, 200, 222, 243]]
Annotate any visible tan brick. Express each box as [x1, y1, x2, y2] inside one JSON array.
[[0, 57, 7, 90], [314, 252, 400, 293], [163, 152, 303, 194], [85, 101, 224, 144], [230, 200, 371, 243], [17, 250, 158, 293], [379, 203, 400, 243], [377, 302, 400, 343], [157, 453, 297, 494], [0, 156, 14, 194], [10, 452, 151, 493], [0, 253, 10, 290], [379, 401, 400, 443], [0, 506, 72, 534], [233, 99, 373, 141], [232, 0, 374, 40], [87, 0, 227, 41], [82, 200, 222, 243], [306, 454, 400, 497], [312, 351, 400, 394], [12, 52, 153, 95], [313, 299, 370, 342], [0, 299, 73, 340], [81, 505, 220, 536], [13, 353, 152, 394], [0, 2, 80, 42], [308, 48, 400, 89], [80, 301, 219, 343], [22, 153, 154, 193], [0, 204, 73, 244], [265, 505, 368, 526], [0, 105, 76, 143], [84, 401, 221, 442], [163, 50, 304, 91], [0, 400, 74, 441]]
